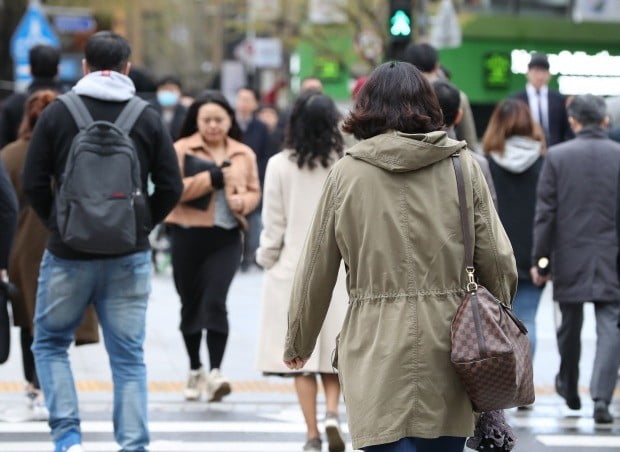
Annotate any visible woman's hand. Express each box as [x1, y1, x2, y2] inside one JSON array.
[[284, 357, 308, 370], [229, 194, 244, 214]]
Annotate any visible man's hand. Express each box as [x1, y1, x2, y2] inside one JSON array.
[[0, 269, 6, 281], [530, 266, 550, 287], [284, 357, 308, 370]]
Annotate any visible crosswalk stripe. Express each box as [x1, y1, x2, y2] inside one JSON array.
[[537, 435, 620, 448], [0, 441, 344, 451], [0, 420, 350, 434], [509, 416, 619, 430]]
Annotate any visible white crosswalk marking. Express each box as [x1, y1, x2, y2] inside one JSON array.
[[0, 398, 617, 451]]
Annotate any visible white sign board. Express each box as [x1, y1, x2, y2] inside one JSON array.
[[309, 0, 347, 24], [573, 0, 620, 22], [253, 38, 283, 68]]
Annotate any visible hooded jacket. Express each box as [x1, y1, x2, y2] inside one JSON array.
[[22, 71, 183, 260], [284, 131, 517, 449], [488, 136, 544, 279]]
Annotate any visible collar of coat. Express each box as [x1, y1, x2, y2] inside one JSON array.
[[346, 130, 467, 172]]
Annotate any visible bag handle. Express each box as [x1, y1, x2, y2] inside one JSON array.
[[451, 153, 478, 292], [58, 92, 94, 130]]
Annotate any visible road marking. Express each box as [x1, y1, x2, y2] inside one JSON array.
[[509, 416, 620, 430], [0, 420, 350, 434], [0, 441, 352, 451], [537, 435, 620, 447]]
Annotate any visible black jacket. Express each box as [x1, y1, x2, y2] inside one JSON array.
[[242, 117, 271, 187], [533, 127, 620, 302], [0, 78, 61, 149], [488, 156, 543, 280], [513, 88, 573, 147], [0, 159, 17, 268], [23, 95, 183, 260]]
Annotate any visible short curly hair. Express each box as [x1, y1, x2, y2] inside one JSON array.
[[342, 61, 444, 141]]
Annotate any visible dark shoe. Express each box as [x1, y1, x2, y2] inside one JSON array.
[[594, 400, 613, 424], [555, 374, 581, 410], [517, 404, 534, 411], [325, 411, 345, 451], [303, 437, 322, 452]]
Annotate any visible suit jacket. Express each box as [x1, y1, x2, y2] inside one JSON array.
[[533, 127, 620, 303], [241, 117, 270, 187], [513, 88, 572, 147]]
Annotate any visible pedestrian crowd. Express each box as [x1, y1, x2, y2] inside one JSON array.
[[0, 32, 619, 452]]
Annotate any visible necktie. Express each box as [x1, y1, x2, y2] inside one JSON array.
[[536, 90, 548, 139]]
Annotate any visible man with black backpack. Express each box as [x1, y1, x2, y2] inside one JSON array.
[[22, 32, 182, 452]]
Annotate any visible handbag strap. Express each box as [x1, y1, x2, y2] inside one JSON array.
[[451, 153, 478, 292]]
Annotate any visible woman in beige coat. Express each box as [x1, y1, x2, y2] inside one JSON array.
[[284, 62, 517, 451], [257, 91, 347, 452]]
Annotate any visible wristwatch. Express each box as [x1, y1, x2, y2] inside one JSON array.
[[537, 257, 550, 276]]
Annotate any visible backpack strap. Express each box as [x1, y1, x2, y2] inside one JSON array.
[[58, 92, 94, 130], [114, 97, 148, 134]]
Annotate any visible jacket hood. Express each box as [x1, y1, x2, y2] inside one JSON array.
[[346, 131, 466, 172], [490, 136, 542, 174], [72, 71, 135, 102]]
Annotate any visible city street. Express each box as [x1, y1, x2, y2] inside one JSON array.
[[0, 267, 618, 451]]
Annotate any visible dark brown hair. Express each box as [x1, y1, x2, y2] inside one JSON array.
[[18, 90, 58, 140], [284, 90, 343, 169], [482, 98, 546, 156], [342, 61, 443, 140]]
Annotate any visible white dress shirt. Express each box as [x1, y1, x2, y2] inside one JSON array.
[[526, 83, 549, 134]]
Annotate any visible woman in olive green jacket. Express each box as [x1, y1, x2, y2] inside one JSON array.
[[284, 62, 518, 451]]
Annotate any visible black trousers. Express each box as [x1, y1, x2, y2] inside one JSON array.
[[556, 301, 620, 402], [170, 226, 241, 335]]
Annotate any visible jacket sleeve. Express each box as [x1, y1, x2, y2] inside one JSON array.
[[256, 157, 285, 269], [238, 151, 261, 216], [470, 158, 517, 306], [455, 91, 479, 152], [148, 120, 183, 225], [22, 107, 55, 226], [473, 153, 498, 211], [532, 154, 556, 266], [0, 159, 17, 269], [284, 170, 342, 361]]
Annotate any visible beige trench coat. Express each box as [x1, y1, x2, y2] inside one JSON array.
[[256, 150, 347, 373], [284, 131, 517, 449]]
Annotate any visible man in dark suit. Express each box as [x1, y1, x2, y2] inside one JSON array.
[[532, 94, 620, 424], [513, 53, 572, 147], [235, 87, 270, 271]]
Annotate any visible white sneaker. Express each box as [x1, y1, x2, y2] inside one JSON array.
[[184, 367, 206, 401], [206, 368, 231, 402], [66, 445, 85, 452], [324, 411, 345, 452], [26, 389, 49, 421]]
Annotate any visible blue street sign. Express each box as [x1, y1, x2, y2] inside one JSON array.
[[54, 15, 96, 33], [10, 2, 60, 92]]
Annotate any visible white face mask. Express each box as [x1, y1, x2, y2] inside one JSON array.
[[157, 90, 179, 107]]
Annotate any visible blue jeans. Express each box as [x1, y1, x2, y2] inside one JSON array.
[[363, 436, 466, 451], [32, 250, 152, 452], [512, 280, 543, 357]]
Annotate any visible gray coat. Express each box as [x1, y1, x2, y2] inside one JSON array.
[[533, 127, 620, 303]]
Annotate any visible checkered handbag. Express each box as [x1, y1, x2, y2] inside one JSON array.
[[449, 153, 535, 412]]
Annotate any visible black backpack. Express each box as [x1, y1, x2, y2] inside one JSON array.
[[55, 92, 148, 254]]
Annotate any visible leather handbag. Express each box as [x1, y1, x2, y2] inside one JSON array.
[[449, 153, 535, 412]]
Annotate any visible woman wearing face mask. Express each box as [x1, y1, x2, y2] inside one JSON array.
[[155, 75, 188, 141], [165, 90, 261, 403]]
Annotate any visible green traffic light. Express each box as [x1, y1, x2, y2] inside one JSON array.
[[390, 10, 411, 37]]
